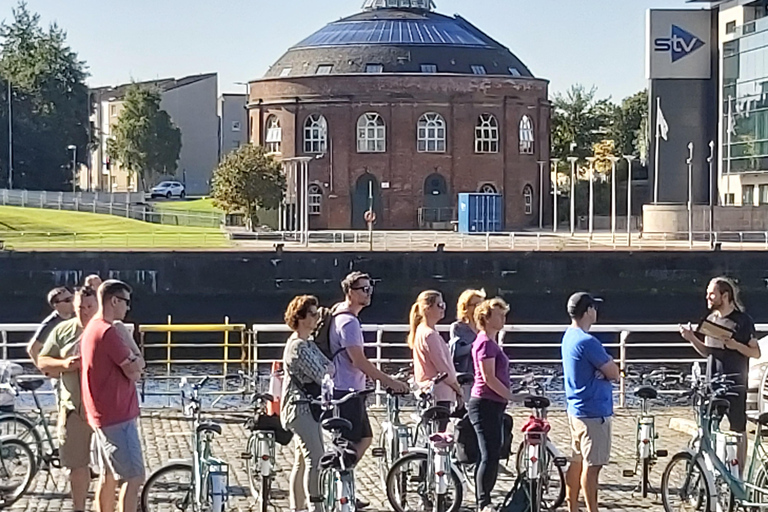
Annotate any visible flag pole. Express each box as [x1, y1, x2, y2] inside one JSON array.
[[726, 95, 733, 205], [654, 96, 660, 204]]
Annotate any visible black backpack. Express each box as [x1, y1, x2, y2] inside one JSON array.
[[311, 306, 356, 361]]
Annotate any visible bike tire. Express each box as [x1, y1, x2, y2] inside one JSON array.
[[0, 414, 44, 470], [259, 475, 271, 512], [385, 452, 462, 512], [140, 462, 193, 512], [515, 441, 565, 511], [0, 438, 35, 506], [245, 435, 260, 501], [377, 428, 391, 487], [751, 462, 768, 506], [642, 457, 651, 498], [320, 469, 338, 512], [660, 452, 710, 512]]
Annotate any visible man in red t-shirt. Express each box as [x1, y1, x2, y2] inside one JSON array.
[[80, 280, 146, 512]]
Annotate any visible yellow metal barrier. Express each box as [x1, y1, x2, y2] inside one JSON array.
[[139, 316, 248, 399]]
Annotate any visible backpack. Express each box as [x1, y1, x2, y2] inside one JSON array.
[[454, 413, 479, 464], [501, 413, 515, 460], [311, 306, 356, 361], [449, 337, 474, 374], [500, 472, 531, 512]]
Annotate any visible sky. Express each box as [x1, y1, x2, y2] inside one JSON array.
[[2, 0, 692, 102]]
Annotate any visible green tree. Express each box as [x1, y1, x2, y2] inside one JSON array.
[[106, 85, 182, 190], [0, 2, 89, 190], [211, 145, 285, 231], [551, 84, 612, 162], [608, 89, 648, 160]]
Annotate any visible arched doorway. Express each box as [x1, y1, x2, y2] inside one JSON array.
[[423, 173, 449, 208], [352, 173, 382, 229]]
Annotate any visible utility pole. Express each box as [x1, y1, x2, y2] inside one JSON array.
[[7, 80, 13, 189]]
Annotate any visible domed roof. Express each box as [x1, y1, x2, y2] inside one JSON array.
[[264, 1, 534, 79]]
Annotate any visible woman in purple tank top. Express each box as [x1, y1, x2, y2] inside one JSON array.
[[468, 298, 511, 512]]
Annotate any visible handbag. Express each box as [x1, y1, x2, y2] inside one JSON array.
[[290, 374, 322, 422]]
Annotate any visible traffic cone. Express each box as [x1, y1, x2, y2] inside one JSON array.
[[267, 361, 283, 416]]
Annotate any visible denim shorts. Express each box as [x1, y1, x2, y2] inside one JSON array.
[[94, 418, 145, 481]]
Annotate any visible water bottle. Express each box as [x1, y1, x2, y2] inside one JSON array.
[[322, 374, 334, 406]]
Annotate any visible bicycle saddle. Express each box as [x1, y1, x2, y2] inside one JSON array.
[[320, 446, 358, 470], [457, 373, 474, 386], [634, 386, 658, 400], [15, 376, 45, 392], [196, 422, 222, 436], [251, 393, 274, 403], [429, 433, 454, 449], [321, 417, 353, 433], [421, 406, 451, 422], [523, 395, 550, 410], [708, 398, 730, 417]]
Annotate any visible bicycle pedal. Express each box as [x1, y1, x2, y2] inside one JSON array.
[[371, 448, 386, 458], [553, 457, 568, 468], [622, 470, 635, 477], [656, 449, 668, 457], [239, 452, 251, 460]]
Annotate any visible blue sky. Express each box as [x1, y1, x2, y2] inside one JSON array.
[[4, 0, 690, 101]]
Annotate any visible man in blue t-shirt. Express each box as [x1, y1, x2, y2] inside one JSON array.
[[561, 292, 619, 512]]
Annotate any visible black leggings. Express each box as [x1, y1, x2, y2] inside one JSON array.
[[468, 397, 506, 508]]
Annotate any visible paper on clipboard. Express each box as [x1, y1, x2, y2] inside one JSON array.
[[696, 317, 737, 349]]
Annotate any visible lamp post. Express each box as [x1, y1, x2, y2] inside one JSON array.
[[687, 142, 694, 248], [707, 140, 716, 249], [623, 155, 636, 247], [607, 156, 620, 243], [585, 156, 597, 239], [567, 156, 578, 235], [551, 158, 561, 233], [67, 145, 77, 193], [7, 80, 12, 189], [537, 161, 546, 230]]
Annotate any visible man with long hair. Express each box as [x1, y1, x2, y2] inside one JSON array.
[[680, 277, 761, 467]]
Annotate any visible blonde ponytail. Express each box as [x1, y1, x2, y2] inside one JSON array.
[[407, 290, 443, 348]]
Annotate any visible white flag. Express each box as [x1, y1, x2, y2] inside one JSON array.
[[727, 111, 736, 136], [657, 103, 669, 141]]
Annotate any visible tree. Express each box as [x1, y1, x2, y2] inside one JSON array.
[[551, 84, 613, 162], [106, 85, 182, 190], [0, 2, 89, 190], [608, 89, 648, 161], [211, 145, 285, 231]]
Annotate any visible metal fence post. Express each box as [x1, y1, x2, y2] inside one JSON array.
[[619, 330, 629, 408], [485, 232, 490, 251], [375, 328, 384, 408], [1, 330, 7, 361], [58, 192, 63, 210], [223, 316, 230, 385]]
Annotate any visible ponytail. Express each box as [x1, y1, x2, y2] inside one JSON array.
[[407, 302, 422, 348]]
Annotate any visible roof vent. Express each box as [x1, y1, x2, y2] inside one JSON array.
[[362, 0, 435, 11]]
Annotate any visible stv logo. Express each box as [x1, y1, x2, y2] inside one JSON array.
[[654, 25, 705, 62]]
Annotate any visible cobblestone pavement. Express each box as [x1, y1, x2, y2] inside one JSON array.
[[11, 407, 696, 512]]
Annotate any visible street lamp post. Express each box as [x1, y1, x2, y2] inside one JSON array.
[[623, 155, 636, 247], [607, 156, 620, 243], [67, 145, 77, 193], [551, 158, 561, 233], [707, 141, 716, 249], [567, 156, 578, 235], [585, 156, 597, 239], [537, 161, 546, 230], [687, 142, 694, 248], [7, 80, 12, 189]]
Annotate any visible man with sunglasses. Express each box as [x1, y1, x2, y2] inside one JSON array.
[[37, 286, 98, 512], [81, 280, 146, 512], [27, 287, 76, 367], [329, 272, 409, 507]]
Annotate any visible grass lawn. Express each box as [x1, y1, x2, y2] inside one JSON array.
[[0, 205, 230, 250], [150, 198, 223, 215]]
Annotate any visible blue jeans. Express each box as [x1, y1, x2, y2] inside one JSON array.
[[468, 398, 505, 508]]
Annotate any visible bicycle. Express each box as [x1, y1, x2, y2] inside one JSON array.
[[372, 366, 412, 487], [660, 369, 768, 512], [512, 373, 567, 512], [237, 371, 281, 512], [141, 376, 230, 512], [385, 373, 464, 512], [313, 376, 375, 512], [0, 435, 36, 507], [621, 368, 681, 498], [0, 375, 60, 474]]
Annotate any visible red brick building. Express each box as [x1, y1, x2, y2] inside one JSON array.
[[248, 0, 550, 230]]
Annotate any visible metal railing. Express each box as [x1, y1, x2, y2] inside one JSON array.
[[3, 321, 767, 408], [0, 231, 229, 250]]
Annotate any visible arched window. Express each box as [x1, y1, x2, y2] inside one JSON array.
[[475, 114, 499, 153], [417, 113, 446, 153], [523, 184, 534, 215], [479, 183, 498, 194], [519, 115, 535, 154], [357, 113, 386, 153], [265, 115, 281, 154], [304, 114, 328, 154], [308, 184, 323, 215]]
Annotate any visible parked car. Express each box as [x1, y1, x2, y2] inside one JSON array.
[[150, 181, 186, 199]]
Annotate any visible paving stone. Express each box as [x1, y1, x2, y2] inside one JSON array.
[[8, 406, 697, 512]]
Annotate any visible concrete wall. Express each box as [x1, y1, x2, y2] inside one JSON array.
[[644, 203, 768, 231], [162, 76, 219, 195], [218, 94, 248, 161]]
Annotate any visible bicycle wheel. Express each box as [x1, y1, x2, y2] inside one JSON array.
[[377, 428, 392, 487], [661, 452, 710, 512], [751, 462, 768, 505], [257, 475, 271, 512], [0, 414, 44, 469], [245, 435, 261, 501], [386, 452, 462, 512], [320, 469, 337, 512], [0, 438, 35, 506], [141, 462, 193, 512], [642, 457, 651, 498], [516, 441, 565, 511]]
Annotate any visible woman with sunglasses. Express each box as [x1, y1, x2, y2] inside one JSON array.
[[408, 290, 461, 432], [281, 295, 333, 512]]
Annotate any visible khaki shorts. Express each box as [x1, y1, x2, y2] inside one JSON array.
[[568, 415, 612, 467], [58, 408, 93, 469]]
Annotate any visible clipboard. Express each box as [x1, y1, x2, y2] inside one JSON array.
[[696, 317, 736, 348]]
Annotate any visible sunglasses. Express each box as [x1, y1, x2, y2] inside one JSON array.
[[54, 296, 73, 304], [114, 296, 131, 307], [306, 309, 319, 318], [436, 302, 447, 310], [352, 285, 374, 295]]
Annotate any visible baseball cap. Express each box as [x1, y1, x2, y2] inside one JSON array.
[[567, 292, 603, 318]]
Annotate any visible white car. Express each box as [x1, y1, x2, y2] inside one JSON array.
[[150, 181, 186, 199]]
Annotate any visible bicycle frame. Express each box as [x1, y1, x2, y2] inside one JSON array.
[[193, 427, 228, 512]]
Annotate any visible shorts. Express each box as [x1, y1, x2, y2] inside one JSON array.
[[333, 390, 372, 444], [725, 389, 747, 433], [568, 415, 612, 467], [58, 408, 93, 469], [94, 419, 145, 481]]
